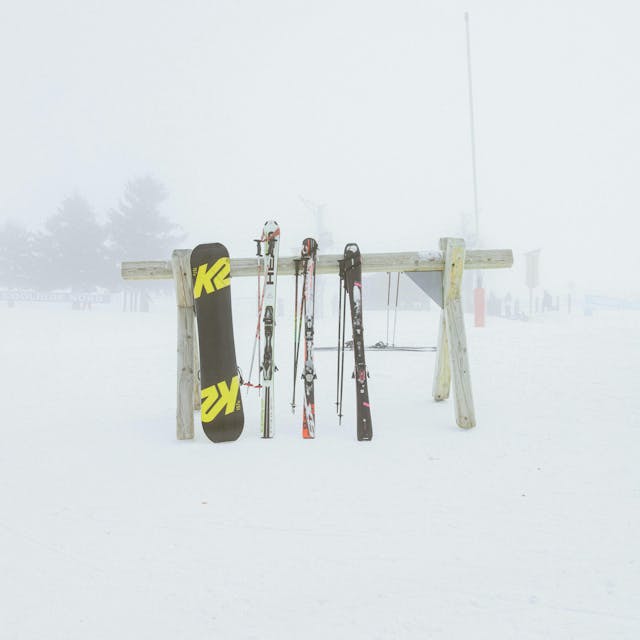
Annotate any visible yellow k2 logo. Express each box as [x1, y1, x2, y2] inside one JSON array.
[[193, 257, 231, 299], [201, 375, 241, 423]]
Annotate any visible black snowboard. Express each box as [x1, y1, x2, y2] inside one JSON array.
[[191, 243, 244, 442]]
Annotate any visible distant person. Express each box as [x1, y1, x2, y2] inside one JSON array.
[[504, 292, 512, 318]]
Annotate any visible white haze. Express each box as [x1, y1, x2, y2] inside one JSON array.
[[1, 0, 640, 294]]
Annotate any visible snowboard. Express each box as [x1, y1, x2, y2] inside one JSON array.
[[191, 243, 244, 443]]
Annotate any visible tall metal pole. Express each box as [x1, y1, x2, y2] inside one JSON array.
[[465, 12, 485, 327], [465, 12, 480, 244]]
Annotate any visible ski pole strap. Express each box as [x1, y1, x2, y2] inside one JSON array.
[[338, 255, 359, 284], [342, 244, 361, 270], [338, 258, 347, 285], [294, 255, 310, 281]]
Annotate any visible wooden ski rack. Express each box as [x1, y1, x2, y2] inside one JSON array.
[[121, 239, 513, 439]]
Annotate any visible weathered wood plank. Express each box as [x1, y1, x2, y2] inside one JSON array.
[[171, 250, 195, 440], [433, 239, 453, 401], [122, 248, 513, 281], [122, 260, 174, 280], [442, 238, 476, 429]]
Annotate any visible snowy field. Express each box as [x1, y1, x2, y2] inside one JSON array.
[[1, 293, 639, 639]]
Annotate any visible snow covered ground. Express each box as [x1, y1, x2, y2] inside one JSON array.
[[1, 294, 639, 639]]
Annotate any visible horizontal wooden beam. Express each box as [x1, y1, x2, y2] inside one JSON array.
[[122, 248, 513, 281]]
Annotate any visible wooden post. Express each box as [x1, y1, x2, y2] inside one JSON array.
[[171, 249, 195, 440], [193, 323, 201, 411], [433, 308, 451, 400], [433, 240, 452, 401], [441, 238, 476, 429]]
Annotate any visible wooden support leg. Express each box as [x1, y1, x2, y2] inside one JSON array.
[[441, 238, 476, 429], [171, 249, 195, 440], [193, 326, 201, 411], [432, 308, 451, 401]]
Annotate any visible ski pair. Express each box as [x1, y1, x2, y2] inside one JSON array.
[[336, 243, 373, 441], [291, 238, 319, 438], [246, 224, 320, 439], [245, 221, 281, 438]]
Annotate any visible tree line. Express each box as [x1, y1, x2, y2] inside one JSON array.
[[0, 177, 183, 292]]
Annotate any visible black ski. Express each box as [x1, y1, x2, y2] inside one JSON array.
[[191, 243, 244, 442], [336, 243, 372, 441]]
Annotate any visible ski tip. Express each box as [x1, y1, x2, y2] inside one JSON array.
[[302, 237, 319, 255], [344, 243, 360, 255]]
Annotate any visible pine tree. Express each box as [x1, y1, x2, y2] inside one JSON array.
[[38, 194, 112, 291], [0, 221, 35, 289], [107, 176, 183, 263]]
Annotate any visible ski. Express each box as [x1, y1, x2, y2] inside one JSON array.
[[336, 243, 372, 441], [190, 243, 244, 443], [291, 238, 318, 438], [259, 221, 280, 438]]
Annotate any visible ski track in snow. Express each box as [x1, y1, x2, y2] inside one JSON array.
[[1, 297, 639, 639]]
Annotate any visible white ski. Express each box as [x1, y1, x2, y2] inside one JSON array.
[[260, 220, 280, 438]]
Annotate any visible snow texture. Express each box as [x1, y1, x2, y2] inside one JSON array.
[[1, 298, 639, 639]]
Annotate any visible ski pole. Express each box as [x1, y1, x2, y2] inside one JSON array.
[[291, 257, 305, 412], [338, 286, 347, 425], [245, 243, 266, 394], [336, 260, 348, 425], [392, 272, 400, 347], [336, 262, 344, 419], [386, 272, 391, 346]]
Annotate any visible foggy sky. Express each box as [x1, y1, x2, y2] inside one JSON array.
[[1, 0, 639, 294]]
